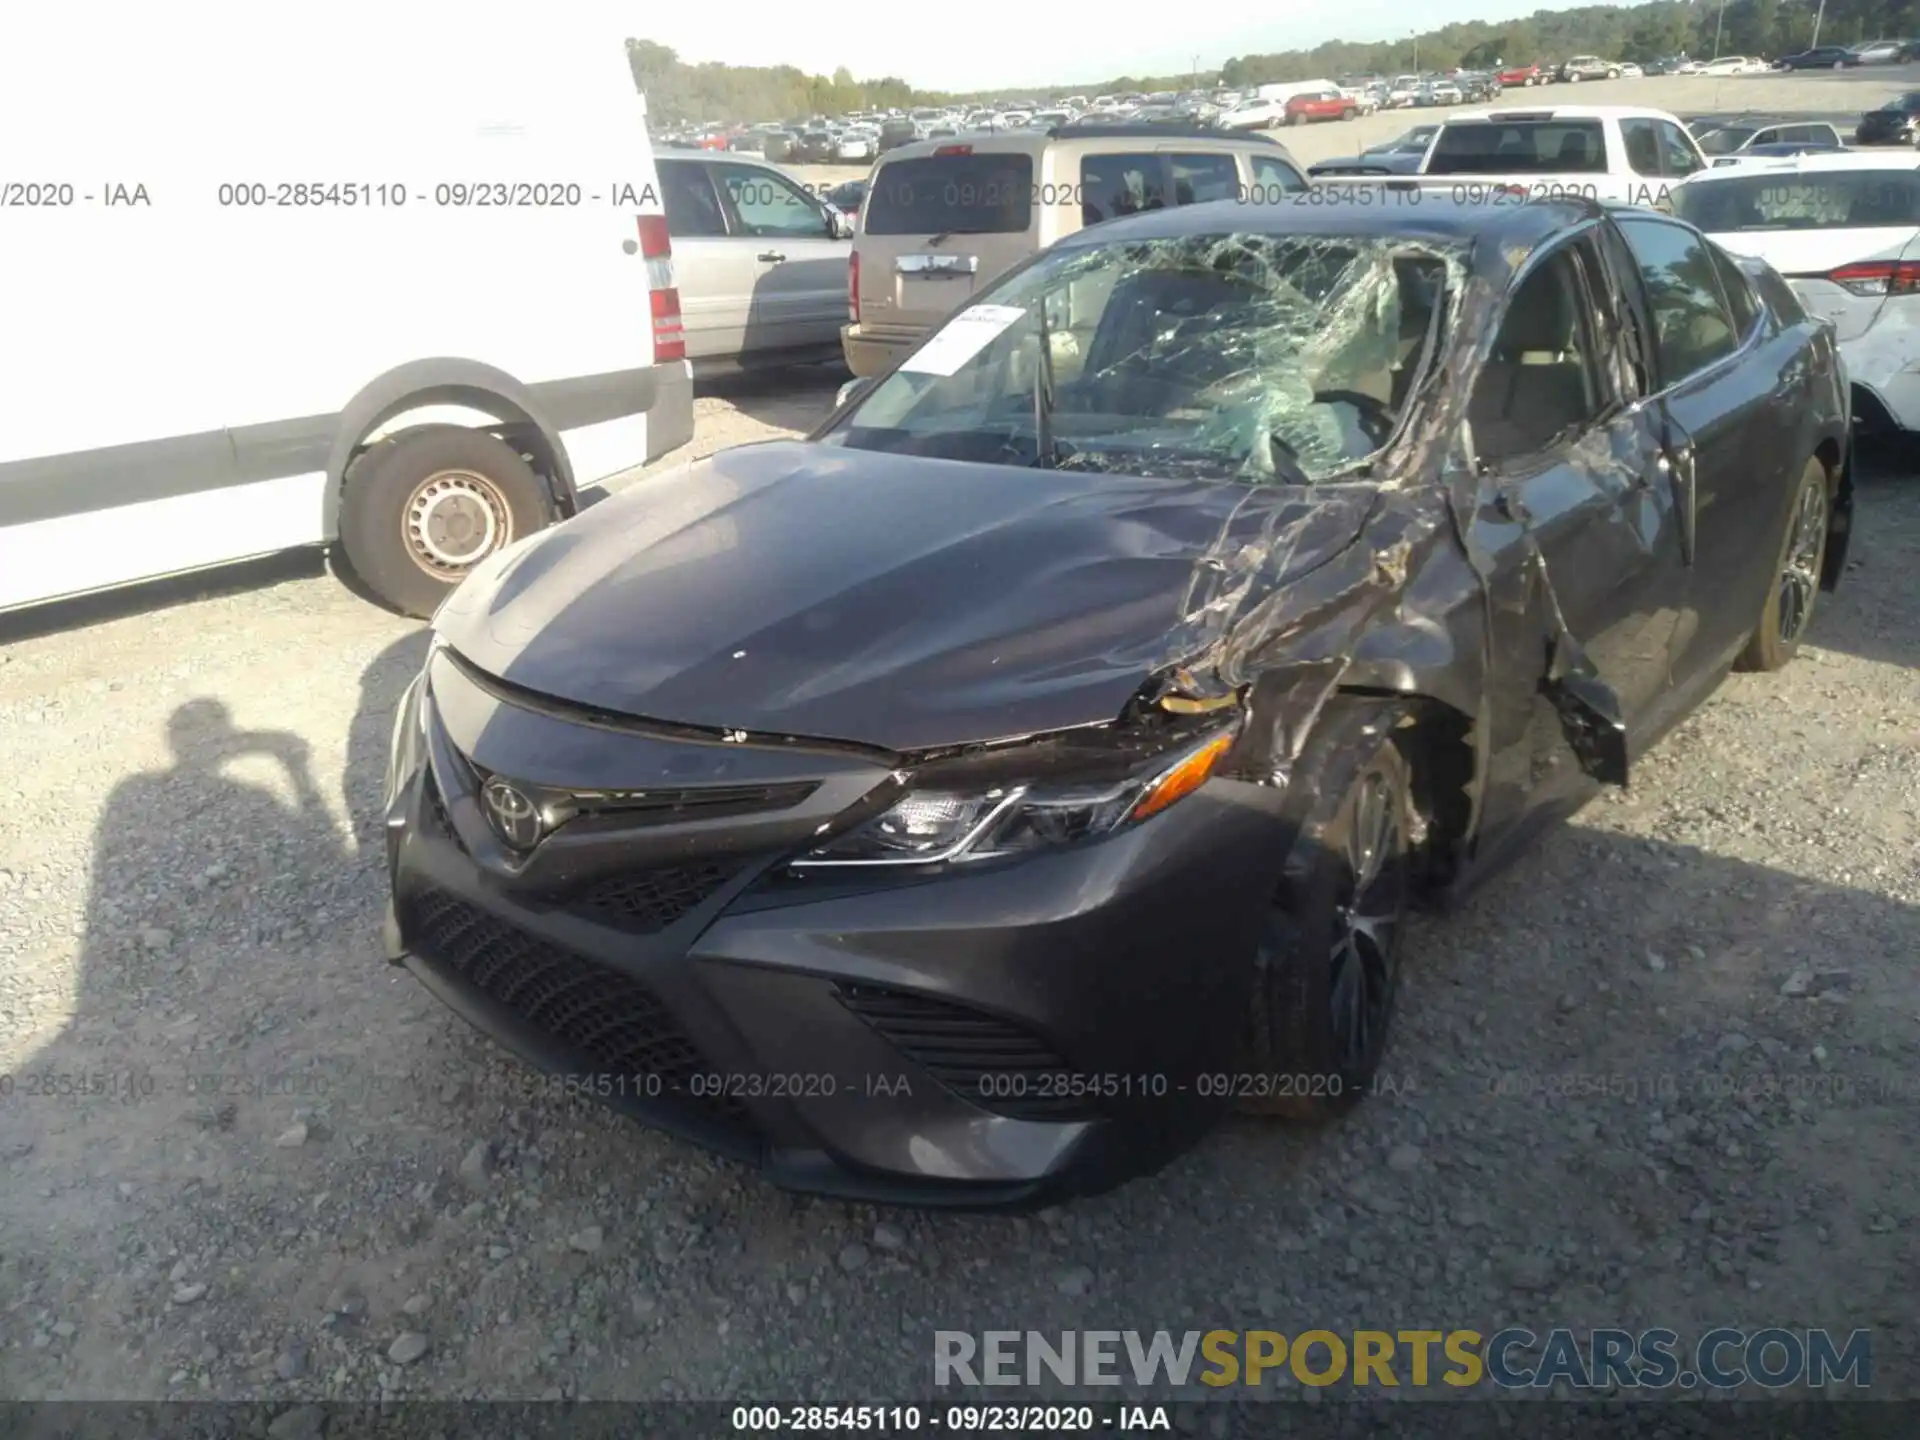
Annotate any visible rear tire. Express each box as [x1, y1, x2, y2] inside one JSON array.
[[1608, 67, 1621, 78], [1736, 457, 1830, 672], [337, 426, 552, 619], [1237, 700, 1415, 1122]]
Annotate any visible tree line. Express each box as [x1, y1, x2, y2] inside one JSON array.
[[628, 0, 1920, 125]]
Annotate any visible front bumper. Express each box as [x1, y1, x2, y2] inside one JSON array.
[[383, 650, 1292, 1206]]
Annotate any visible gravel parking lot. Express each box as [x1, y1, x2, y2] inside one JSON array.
[[781, 65, 1920, 195], [3, 69, 1920, 1408]]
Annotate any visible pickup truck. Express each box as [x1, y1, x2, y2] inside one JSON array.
[[1410, 104, 1708, 206]]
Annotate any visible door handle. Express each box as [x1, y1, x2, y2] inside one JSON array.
[[758, 250, 787, 263]]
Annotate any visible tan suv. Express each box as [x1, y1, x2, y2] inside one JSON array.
[[841, 124, 1308, 377]]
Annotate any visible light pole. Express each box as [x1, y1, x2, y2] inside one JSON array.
[[1413, 32, 1421, 72], [1713, 0, 1727, 60], [1811, 0, 1827, 48]]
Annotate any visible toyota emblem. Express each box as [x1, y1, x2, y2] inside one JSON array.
[[480, 777, 544, 849]]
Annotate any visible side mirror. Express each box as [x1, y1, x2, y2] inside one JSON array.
[[830, 208, 854, 239], [835, 375, 875, 409]]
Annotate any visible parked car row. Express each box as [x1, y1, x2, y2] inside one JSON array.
[[1775, 39, 1920, 69]]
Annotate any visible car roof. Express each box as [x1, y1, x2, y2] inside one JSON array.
[[1443, 104, 1678, 122], [875, 123, 1291, 161], [1695, 113, 1823, 126], [1049, 190, 1594, 266], [1683, 150, 1920, 177]]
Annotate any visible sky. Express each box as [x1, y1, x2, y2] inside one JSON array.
[[629, 0, 1606, 90]]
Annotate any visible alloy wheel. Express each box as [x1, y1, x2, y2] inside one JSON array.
[[1776, 477, 1828, 645], [1326, 770, 1405, 1070]]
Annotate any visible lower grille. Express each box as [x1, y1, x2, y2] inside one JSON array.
[[564, 863, 740, 934], [836, 984, 1097, 1121], [404, 888, 751, 1130]]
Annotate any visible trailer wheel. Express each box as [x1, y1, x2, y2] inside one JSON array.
[[337, 425, 552, 618]]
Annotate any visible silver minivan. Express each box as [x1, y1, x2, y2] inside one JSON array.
[[657, 155, 854, 374]]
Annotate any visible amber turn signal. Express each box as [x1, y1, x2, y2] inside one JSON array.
[[1129, 729, 1237, 824]]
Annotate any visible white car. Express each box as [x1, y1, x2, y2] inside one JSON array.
[[1220, 98, 1287, 130], [1673, 152, 1920, 432], [1701, 55, 1768, 75], [1388, 76, 1421, 106], [1618, 62, 1645, 78], [835, 130, 877, 163]]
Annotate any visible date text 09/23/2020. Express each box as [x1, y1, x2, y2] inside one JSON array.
[[0, 1066, 1413, 1108]]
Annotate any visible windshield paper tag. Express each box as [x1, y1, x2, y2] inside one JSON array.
[[900, 304, 1028, 376]]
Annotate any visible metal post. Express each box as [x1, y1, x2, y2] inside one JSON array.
[[1713, 0, 1727, 60], [1811, 0, 1827, 48], [1414, 34, 1421, 71]]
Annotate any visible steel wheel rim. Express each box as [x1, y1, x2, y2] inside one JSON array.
[[1328, 770, 1403, 1070], [1777, 478, 1827, 645], [404, 470, 512, 578]]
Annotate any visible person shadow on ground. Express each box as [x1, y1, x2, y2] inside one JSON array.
[[2, 697, 356, 1257]]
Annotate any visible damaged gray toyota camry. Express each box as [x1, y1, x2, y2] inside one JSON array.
[[380, 194, 1851, 1206]]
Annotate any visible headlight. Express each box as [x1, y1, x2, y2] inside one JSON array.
[[382, 668, 428, 820], [795, 724, 1240, 867]]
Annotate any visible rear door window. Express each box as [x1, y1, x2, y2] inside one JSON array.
[[1251, 154, 1307, 194], [865, 152, 1034, 235], [1616, 216, 1740, 384], [1710, 246, 1762, 337], [1656, 122, 1703, 176], [1620, 118, 1663, 176], [1079, 153, 1168, 222], [658, 160, 728, 238], [1167, 153, 1240, 205]]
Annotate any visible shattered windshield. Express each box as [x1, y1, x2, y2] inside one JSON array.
[[824, 232, 1462, 485]]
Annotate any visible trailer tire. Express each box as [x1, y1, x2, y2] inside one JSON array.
[[337, 425, 552, 619]]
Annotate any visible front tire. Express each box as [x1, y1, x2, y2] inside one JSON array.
[[1608, 67, 1621, 78], [1237, 699, 1415, 1121], [337, 426, 552, 619], [1737, 457, 1830, 672]]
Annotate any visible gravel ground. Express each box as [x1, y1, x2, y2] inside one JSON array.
[[5, 204, 1920, 1410]]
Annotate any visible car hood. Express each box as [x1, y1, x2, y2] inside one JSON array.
[[433, 441, 1377, 754]]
